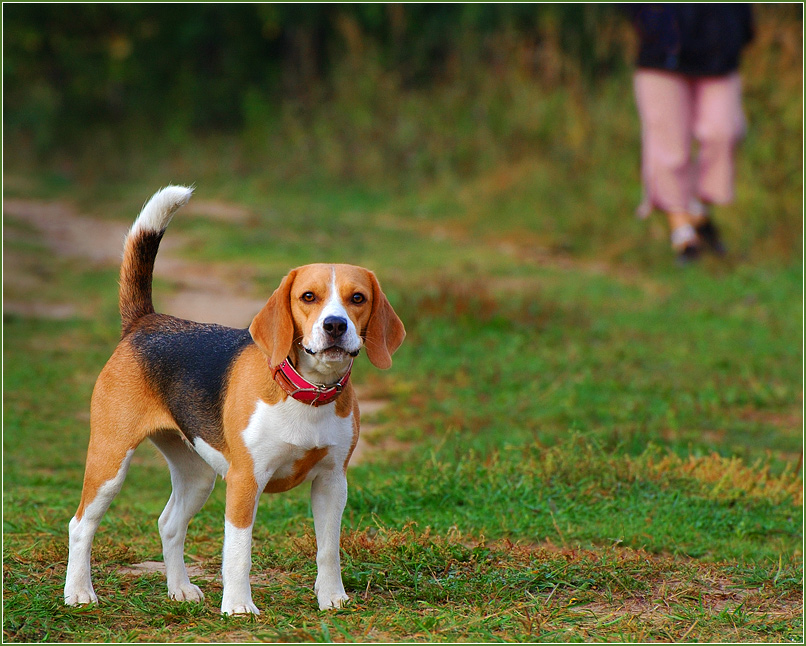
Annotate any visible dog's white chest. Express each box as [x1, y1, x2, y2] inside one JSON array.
[[241, 398, 353, 478]]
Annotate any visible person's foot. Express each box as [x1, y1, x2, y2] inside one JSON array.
[[668, 216, 701, 266]]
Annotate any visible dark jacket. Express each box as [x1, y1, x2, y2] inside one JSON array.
[[622, 4, 754, 76]]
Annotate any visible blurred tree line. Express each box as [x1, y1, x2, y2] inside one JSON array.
[[4, 3, 629, 149]]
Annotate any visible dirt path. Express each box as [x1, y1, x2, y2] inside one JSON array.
[[4, 197, 266, 327], [3, 196, 395, 462]]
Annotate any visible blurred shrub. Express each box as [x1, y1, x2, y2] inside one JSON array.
[[4, 4, 627, 150]]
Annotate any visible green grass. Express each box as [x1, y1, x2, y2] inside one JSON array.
[[5, 524, 803, 642], [3, 22, 803, 640], [3, 173, 801, 641]]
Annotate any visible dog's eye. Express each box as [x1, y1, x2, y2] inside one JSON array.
[[301, 292, 317, 303], [351, 293, 366, 305]]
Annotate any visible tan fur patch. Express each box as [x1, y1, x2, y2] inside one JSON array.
[[263, 447, 329, 494], [224, 467, 260, 528], [334, 382, 355, 419], [76, 342, 176, 520], [221, 344, 285, 452], [344, 399, 361, 473]]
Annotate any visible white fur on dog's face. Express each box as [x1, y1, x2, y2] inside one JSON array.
[[303, 268, 364, 358], [289, 264, 374, 381], [249, 262, 406, 381]]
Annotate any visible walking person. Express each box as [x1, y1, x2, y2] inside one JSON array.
[[623, 4, 755, 263]]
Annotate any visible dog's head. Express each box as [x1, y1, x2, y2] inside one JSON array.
[[250, 264, 405, 379]]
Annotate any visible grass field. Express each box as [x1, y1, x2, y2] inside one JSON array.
[[4, 167, 802, 641], [3, 14, 803, 642]]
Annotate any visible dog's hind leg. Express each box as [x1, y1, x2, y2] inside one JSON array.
[[65, 346, 171, 607], [150, 431, 217, 603], [64, 436, 137, 606]]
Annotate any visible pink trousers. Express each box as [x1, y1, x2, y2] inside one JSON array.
[[633, 69, 746, 218]]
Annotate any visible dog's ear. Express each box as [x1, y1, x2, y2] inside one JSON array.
[[364, 272, 406, 370], [250, 269, 297, 368]]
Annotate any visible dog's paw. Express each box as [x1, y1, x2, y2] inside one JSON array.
[[169, 583, 205, 603], [64, 587, 98, 606], [318, 590, 350, 611], [221, 600, 260, 616]]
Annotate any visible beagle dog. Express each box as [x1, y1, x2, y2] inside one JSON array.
[[63, 186, 405, 615]]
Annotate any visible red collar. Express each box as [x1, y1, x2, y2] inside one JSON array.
[[271, 357, 352, 407]]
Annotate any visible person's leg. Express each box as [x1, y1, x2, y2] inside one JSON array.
[[689, 72, 746, 254], [693, 72, 746, 207], [634, 70, 699, 258]]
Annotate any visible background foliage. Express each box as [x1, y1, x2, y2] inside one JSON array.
[[5, 4, 627, 141]]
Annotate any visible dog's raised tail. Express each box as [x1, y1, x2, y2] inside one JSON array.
[[119, 185, 193, 336]]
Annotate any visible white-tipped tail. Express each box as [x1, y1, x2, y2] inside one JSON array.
[[118, 184, 194, 336], [129, 185, 193, 236]]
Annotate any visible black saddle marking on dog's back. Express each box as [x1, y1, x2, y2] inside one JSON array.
[[129, 314, 254, 444]]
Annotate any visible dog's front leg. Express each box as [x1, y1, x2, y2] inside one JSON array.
[[221, 469, 263, 615], [311, 470, 350, 610]]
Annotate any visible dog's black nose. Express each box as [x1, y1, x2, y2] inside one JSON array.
[[323, 316, 348, 339]]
